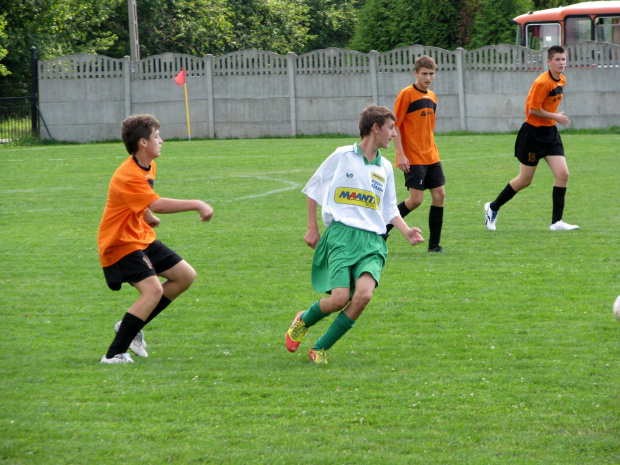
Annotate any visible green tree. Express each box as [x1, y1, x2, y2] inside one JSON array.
[[302, 0, 363, 52], [467, 0, 533, 48], [0, 13, 8, 77], [133, 0, 235, 57], [349, 0, 464, 52], [532, 0, 581, 9], [225, 0, 310, 54], [0, 0, 122, 95]]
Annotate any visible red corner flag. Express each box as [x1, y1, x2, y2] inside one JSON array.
[[174, 69, 186, 87]]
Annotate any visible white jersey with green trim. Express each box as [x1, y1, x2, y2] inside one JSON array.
[[302, 143, 400, 235]]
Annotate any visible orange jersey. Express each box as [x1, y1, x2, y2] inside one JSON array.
[[525, 71, 566, 127], [393, 84, 439, 165], [97, 156, 161, 267]]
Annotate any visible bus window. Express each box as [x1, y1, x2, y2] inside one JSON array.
[[596, 16, 620, 45], [565, 16, 592, 44], [526, 23, 561, 49]]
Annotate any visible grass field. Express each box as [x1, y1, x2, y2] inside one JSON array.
[[1, 133, 619, 464]]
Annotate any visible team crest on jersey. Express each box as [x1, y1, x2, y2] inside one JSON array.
[[335, 187, 380, 210]]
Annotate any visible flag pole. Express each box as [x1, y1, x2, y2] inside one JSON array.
[[174, 68, 190, 141], [183, 82, 191, 141]]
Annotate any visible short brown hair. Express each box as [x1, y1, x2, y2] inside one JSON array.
[[547, 45, 565, 60], [359, 105, 396, 138], [121, 114, 160, 155], [415, 55, 437, 72]]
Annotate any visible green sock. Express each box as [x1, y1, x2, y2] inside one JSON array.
[[313, 311, 355, 350], [301, 300, 328, 328]]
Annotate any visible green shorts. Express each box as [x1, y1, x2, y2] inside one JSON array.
[[311, 221, 388, 295]]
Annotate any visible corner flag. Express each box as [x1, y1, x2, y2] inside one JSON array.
[[173, 69, 191, 141], [174, 69, 186, 87]]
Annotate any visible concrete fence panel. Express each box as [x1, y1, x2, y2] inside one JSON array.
[[38, 43, 620, 143]]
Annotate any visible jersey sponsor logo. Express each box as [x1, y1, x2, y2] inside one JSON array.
[[371, 172, 385, 183], [335, 187, 380, 210], [346, 173, 353, 178], [371, 172, 385, 193]]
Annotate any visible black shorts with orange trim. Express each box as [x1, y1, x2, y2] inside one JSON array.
[[514, 122, 564, 166], [102, 240, 183, 291]]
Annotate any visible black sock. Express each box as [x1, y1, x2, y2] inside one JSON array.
[[106, 312, 145, 358], [491, 184, 517, 211], [386, 201, 413, 233], [145, 296, 171, 325], [552, 186, 566, 224], [428, 205, 443, 249]]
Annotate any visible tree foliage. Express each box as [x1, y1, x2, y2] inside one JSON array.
[[303, 0, 363, 51], [0, 0, 596, 97], [466, 0, 533, 49], [349, 0, 465, 52], [0, 0, 122, 94], [0, 0, 359, 96], [0, 14, 8, 77]]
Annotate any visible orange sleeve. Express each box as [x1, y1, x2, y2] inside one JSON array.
[[393, 88, 409, 129]]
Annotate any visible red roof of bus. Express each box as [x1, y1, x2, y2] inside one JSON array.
[[514, 1, 620, 24]]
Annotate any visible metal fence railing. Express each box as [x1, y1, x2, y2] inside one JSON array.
[[0, 96, 36, 143]]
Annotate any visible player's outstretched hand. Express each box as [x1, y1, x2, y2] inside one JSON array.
[[198, 202, 214, 222], [304, 229, 320, 249], [404, 227, 424, 246]]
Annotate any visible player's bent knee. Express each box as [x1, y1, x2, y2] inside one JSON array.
[[168, 261, 196, 288], [136, 277, 164, 301], [328, 291, 351, 311]]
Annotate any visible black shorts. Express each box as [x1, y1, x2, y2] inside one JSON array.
[[514, 122, 564, 166], [403, 162, 446, 191], [102, 240, 183, 291]]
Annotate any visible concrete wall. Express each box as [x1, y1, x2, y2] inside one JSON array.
[[37, 44, 620, 143]]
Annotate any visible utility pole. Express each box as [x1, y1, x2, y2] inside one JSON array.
[[128, 0, 140, 62]]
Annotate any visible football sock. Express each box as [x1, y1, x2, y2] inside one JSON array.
[[551, 186, 566, 224], [301, 300, 328, 328], [385, 201, 413, 233], [312, 311, 355, 351], [428, 205, 443, 249], [491, 184, 517, 211], [145, 295, 171, 325], [106, 312, 145, 358]]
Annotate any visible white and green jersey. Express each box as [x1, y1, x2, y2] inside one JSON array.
[[302, 143, 400, 235]]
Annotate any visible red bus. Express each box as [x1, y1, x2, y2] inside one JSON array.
[[514, 1, 620, 50]]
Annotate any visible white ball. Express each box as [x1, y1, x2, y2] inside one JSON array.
[[614, 295, 620, 322]]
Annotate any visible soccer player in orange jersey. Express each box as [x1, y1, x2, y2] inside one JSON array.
[[385, 55, 445, 252], [484, 45, 578, 232], [98, 114, 213, 364]]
